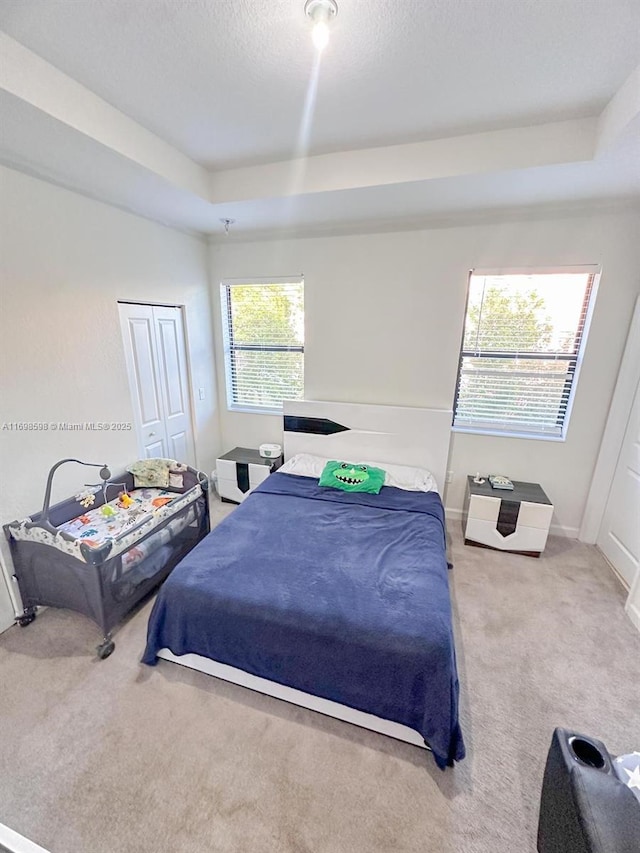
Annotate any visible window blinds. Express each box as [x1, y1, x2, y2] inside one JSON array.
[[222, 281, 304, 410], [453, 272, 596, 438]]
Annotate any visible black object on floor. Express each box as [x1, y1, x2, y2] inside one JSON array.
[[537, 727, 640, 853]]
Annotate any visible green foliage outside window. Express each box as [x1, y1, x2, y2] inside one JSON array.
[[225, 282, 304, 410], [455, 274, 592, 435], [464, 285, 553, 354]]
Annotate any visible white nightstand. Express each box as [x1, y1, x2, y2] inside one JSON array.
[[215, 447, 283, 504], [463, 476, 553, 557]]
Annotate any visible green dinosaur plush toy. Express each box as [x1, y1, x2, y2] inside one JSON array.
[[319, 460, 385, 494]]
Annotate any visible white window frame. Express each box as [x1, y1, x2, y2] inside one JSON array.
[[220, 276, 304, 415], [452, 265, 601, 441]]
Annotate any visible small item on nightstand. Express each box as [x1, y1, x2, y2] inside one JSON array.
[[473, 472, 486, 484], [488, 474, 514, 490], [259, 443, 282, 459]]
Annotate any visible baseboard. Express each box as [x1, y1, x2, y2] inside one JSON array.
[[624, 601, 640, 634], [444, 507, 579, 539]]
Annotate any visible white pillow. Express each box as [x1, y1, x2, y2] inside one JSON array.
[[279, 453, 438, 493]]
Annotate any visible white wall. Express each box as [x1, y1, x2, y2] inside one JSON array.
[[0, 166, 221, 616], [210, 208, 640, 535]]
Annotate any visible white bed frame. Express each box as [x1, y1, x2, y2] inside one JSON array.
[[0, 822, 51, 853], [157, 401, 453, 750]]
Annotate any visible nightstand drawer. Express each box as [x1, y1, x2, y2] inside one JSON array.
[[216, 458, 271, 483], [465, 518, 550, 553], [468, 494, 501, 522], [215, 447, 282, 504], [216, 464, 271, 503], [468, 494, 553, 530], [517, 501, 554, 530]]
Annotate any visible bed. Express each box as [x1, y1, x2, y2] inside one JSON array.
[[142, 402, 465, 768]]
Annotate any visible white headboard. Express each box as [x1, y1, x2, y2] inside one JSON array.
[[283, 400, 452, 494]]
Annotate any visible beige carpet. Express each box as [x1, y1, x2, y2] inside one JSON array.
[[1, 500, 638, 853]]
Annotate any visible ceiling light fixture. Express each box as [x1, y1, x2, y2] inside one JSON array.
[[304, 0, 338, 52]]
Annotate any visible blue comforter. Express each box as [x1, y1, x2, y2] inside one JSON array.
[[143, 473, 465, 768]]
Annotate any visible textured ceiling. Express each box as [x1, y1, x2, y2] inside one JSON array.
[[1, 0, 639, 168]]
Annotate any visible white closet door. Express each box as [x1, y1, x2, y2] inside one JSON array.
[[119, 303, 196, 465], [119, 303, 168, 458], [597, 379, 640, 588], [151, 306, 196, 465]]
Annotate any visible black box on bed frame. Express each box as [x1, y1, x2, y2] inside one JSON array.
[[4, 465, 209, 658]]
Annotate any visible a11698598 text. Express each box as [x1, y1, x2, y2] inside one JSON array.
[[1, 422, 133, 432]]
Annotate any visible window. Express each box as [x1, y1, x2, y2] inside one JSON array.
[[221, 278, 304, 412], [453, 269, 598, 440]]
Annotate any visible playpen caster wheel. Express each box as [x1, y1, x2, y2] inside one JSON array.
[[16, 611, 36, 627], [97, 639, 115, 659]]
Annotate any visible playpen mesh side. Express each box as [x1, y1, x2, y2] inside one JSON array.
[[9, 495, 207, 635]]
